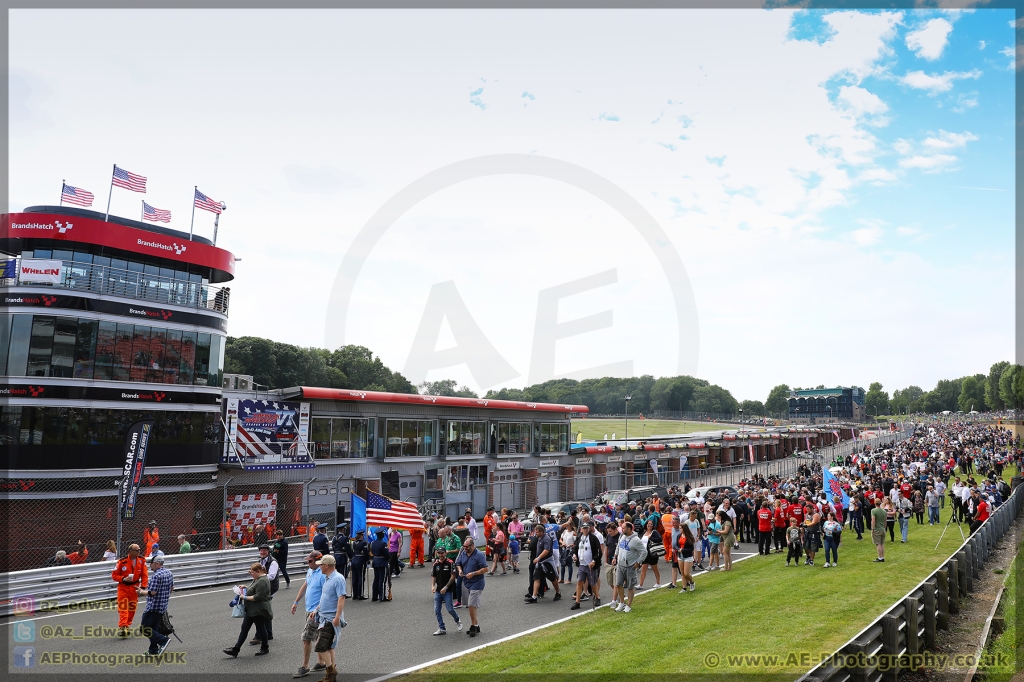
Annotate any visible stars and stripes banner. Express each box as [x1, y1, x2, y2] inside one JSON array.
[[194, 188, 223, 214], [61, 183, 94, 207], [112, 165, 147, 192], [142, 201, 172, 223], [748, 443, 755, 464], [366, 490, 425, 530]]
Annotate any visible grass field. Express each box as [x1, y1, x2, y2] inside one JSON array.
[[416, 466, 1019, 681], [572, 419, 727, 441], [982, 534, 1023, 681]]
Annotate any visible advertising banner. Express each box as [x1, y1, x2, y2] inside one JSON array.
[[19, 259, 62, 284], [227, 493, 278, 540], [222, 398, 313, 470], [120, 420, 155, 520]]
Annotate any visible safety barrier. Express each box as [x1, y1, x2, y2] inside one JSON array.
[[0, 540, 313, 618], [798, 484, 1024, 682]]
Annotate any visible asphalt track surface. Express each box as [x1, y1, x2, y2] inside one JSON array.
[[3, 539, 762, 679]]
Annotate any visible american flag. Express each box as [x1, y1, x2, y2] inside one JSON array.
[[61, 184, 94, 207], [112, 165, 147, 192], [194, 188, 223, 214], [142, 201, 172, 223], [366, 491, 424, 530]]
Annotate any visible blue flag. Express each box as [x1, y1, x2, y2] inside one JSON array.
[[821, 467, 850, 508], [350, 493, 367, 535]]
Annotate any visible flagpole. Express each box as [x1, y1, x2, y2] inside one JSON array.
[[60, 180, 65, 206], [141, 200, 144, 222], [104, 165, 115, 222], [189, 186, 196, 241]]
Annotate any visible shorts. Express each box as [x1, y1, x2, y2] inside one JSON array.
[[510, 552, 520, 562], [313, 621, 337, 653], [538, 562, 558, 583], [605, 563, 616, 588], [466, 589, 483, 608], [576, 565, 596, 586], [301, 614, 318, 642], [614, 565, 638, 589], [644, 552, 659, 566], [871, 530, 885, 546], [709, 543, 720, 556], [680, 550, 694, 563]]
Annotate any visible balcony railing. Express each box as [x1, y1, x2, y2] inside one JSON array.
[[2, 256, 230, 315]]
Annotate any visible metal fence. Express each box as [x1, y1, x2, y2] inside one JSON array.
[[799, 481, 1024, 682]]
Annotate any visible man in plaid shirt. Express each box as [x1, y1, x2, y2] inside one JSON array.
[[142, 555, 173, 656]]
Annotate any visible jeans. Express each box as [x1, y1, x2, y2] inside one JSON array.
[[232, 615, 269, 651], [822, 536, 838, 564], [898, 516, 909, 542], [757, 530, 772, 555], [560, 551, 573, 583], [928, 506, 940, 524], [433, 590, 461, 629], [141, 610, 168, 654]]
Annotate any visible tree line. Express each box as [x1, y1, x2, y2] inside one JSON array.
[[863, 361, 1024, 416]]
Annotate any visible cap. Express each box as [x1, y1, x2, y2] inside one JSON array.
[[487, 506, 495, 511], [151, 543, 159, 549], [151, 555, 165, 564], [258, 544, 270, 550], [318, 523, 328, 529], [305, 550, 323, 561], [581, 522, 592, 528], [316, 555, 336, 566]]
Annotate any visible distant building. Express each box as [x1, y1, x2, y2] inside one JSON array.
[[788, 387, 865, 423]]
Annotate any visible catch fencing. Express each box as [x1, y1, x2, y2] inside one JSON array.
[[798, 483, 1024, 682]]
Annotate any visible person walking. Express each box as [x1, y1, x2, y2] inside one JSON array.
[[603, 522, 622, 609], [487, 526, 507, 576], [289, 551, 327, 678], [310, 554, 346, 682], [570, 522, 602, 610], [525, 524, 561, 604], [612, 521, 646, 613], [926, 486, 941, 525], [224, 563, 273, 657], [111, 543, 148, 637], [897, 494, 912, 543], [822, 512, 842, 567], [430, 547, 462, 634], [802, 504, 820, 567], [254, 544, 280, 645], [871, 498, 887, 563], [883, 499, 896, 543], [274, 529, 292, 588], [756, 501, 773, 556], [388, 528, 403, 578], [409, 525, 426, 568], [141, 555, 172, 656], [455, 538, 487, 637], [638, 518, 663, 587], [706, 514, 722, 571], [676, 520, 696, 592], [558, 524, 576, 584]]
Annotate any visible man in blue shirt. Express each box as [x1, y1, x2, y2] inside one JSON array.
[[289, 551, 327, 678], [313, 555, 346, 682], [142, 555, 172, 656], [455, 538, 487, 637]]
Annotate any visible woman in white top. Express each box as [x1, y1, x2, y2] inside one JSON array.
[[559, 528, 576, 583], [102, 540, 117, 561]]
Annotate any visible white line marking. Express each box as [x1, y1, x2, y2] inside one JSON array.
[[366, 551, 759, 682]]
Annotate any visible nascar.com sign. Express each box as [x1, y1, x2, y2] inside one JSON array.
[[19, 259, 62, 284]]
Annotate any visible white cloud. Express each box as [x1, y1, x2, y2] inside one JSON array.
[[979, 40, 986, 50], [837, 85, 888, 116], [893, 138, 912, 155], [851, 225, 883, 246], [952, 93, 978, 112], [923, 129, 978, 150], [896, 226, 920, 236], [858, 168, 897, 184], [905, 18, 953, 60], [899, 154, 958, 172], [900, 69, 982, 94], [1000, 45, 1023, 70]]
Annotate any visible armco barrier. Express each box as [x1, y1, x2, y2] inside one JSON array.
[[0, 540, 313, 618], [798, 484, 1024, 682]]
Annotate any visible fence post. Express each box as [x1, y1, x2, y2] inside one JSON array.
[[957, 549, 971, 594], [880, 615, 901, 682], [221, 477, 234, 550], [905, 596, 921, 654], [922, 581, 937, 646], [947, 561, 959, 614]]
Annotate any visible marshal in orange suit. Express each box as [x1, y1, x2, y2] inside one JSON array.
[[111, 544, 148, 637]]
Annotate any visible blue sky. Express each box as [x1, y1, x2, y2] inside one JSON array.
[[7, 8, 1017, 403]]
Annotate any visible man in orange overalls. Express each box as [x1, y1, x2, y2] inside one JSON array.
[[143, 520, 159, 558], [111, 543, 148, 637], [408, 526, 425, 567]]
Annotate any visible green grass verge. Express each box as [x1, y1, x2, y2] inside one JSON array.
[[416, 467, 1020, 681], [572, 419, 729, 441]]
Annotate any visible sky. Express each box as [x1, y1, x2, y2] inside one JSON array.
[[7, 8, 1017, 404]]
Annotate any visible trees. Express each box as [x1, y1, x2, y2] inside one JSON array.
[[764, 384, 791, 417], [689, 384, 738, 415], [650, 376, 708, 413], [739, 399, 765, 416], [986, 361, 1010, 410], [923, 378, 963, 413], [957, 375, 986, 413], [999, 365, 1023, 411], [418, 380, 478, 398], [890, 386, 924, 414], [865, 382, 890, 416]]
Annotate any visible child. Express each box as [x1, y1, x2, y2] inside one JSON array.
[[509, 533, 521, 574], [786, 517, 803, 567]]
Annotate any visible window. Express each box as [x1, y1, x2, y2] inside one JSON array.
[[26, 316, 55, 377], [494, 422, 532, 454], [311, 417, 374, 459], [425, 468, 442, 491], [440, 420, 487, 456], [93, 321, 117, 381], [446, 465, 488, 491], [385, 419, 434, 457], [537, 423, 569, 452], [73, 319, 98, 379], [0, 315, 12, 375]]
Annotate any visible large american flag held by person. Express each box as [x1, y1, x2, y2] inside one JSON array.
[[366, 491, 425, 530], [112, 165, 147, 192], [61, 184, 94, 207], [194, 188, 223, 214], [142, 201, 172, 223]]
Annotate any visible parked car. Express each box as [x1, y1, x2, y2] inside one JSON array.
[[599, 485, 669, 507], [685, 485, 739, 502]]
